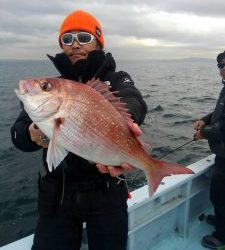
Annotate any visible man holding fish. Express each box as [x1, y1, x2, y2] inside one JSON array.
[[11, 10, 148, 250], [11, 10, 193, 250]]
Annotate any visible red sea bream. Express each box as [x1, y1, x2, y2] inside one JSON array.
[[15, 78, 194, 195]]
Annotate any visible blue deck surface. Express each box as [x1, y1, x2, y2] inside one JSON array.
[[151, 209, 213, 250]]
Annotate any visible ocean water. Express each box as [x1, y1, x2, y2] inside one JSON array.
[[0, 58, 221, 246]]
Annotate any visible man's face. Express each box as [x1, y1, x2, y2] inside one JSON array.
[[61, 31, 100, 64], [219, 58, 225, 79]]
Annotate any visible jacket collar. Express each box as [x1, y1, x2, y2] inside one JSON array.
[[47, 51, 116, 82]]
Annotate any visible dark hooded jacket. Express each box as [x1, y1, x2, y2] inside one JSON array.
[[11, 50, 148, 181], [200, 80, 225, 158]]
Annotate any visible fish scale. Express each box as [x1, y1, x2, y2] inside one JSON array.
[[59, 117, 116, 163]]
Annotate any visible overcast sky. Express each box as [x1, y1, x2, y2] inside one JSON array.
[[1, 0, 225, 60]]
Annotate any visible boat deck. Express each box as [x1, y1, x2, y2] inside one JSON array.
[[151, 210, 213, 250], [0, 212, 214, 250]]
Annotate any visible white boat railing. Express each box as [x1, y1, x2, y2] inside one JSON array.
[[1, 154, 215, 250], [127, 154, 214, 250]]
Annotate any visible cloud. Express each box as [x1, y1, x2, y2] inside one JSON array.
[[89, 0, 225, 17], [0, 0, 225, 60]]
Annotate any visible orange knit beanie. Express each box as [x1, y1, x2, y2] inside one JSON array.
[[59, 10, 104, 48]]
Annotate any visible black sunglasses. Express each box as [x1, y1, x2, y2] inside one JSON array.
[[217, 63, 225, 69]]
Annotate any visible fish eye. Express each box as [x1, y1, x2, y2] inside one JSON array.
[[40, 82, 52, 91]]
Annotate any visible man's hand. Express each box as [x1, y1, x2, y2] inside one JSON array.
[[96, 163, 133, 177], [96, 122, 143, 176], [193, 120, 206, 140], [128, 122, 143, 137], [194, 130, 205, 140], [29, 122, 49, 148], [193, 120, 205, 131]]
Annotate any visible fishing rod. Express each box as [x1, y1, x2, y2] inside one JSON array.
[[157, 137, 196, 160], [130, 136, 196, 183]]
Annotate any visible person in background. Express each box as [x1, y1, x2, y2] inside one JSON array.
[[11, 10, 147, 250], [193, 51, 225, 249]]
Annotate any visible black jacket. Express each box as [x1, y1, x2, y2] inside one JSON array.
[[201, 81, 225, 158], [11, 50, 148, 181]]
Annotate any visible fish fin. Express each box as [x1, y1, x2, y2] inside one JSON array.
[[145, 158, 194, 196], [47, 141, 69, 171], [55, 117, 65, 128], [46, 117, 68, 171], [86, 78, 133, 123]]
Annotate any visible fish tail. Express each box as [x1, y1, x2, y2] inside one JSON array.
[[145, 158, 194, 196]]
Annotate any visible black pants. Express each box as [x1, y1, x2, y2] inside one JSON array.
[[210, 156, 225, 243], [31, 178, 128, 250]]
